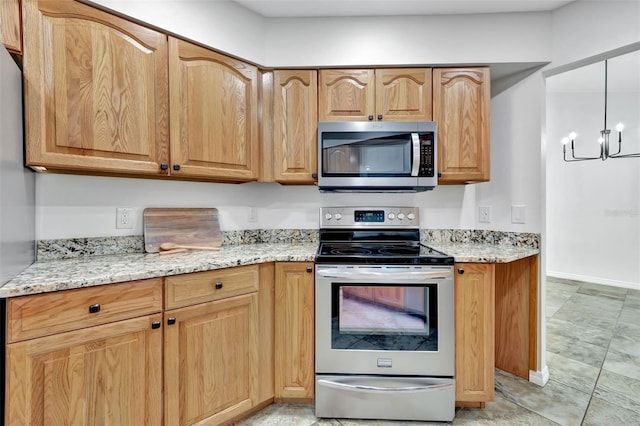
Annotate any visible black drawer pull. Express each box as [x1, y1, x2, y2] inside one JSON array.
[[89, 304, 101, 314], [458, 268, 465, 274], [377, 114, 383, 120], [167, 317, 176, 325], [215, 282, 223, 289], [160, 163, 168, 171], [151, 321, 161, 329], [173, 164, 181, 171], [306, 266, 313, 273], [368, 115, 374, 121]]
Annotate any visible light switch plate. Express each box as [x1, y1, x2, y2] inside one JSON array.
[[511, 205, 526, 224]]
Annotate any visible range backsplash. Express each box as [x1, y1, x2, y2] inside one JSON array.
[[37, 229, 539, 261]]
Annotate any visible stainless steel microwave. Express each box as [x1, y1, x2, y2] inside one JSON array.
[[317, 121, 438, 192]]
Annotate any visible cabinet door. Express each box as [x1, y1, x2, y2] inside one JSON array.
[[272, 70, 318, 184], [433, 68, 490, 183], [454, 263, 495, 405], [23, 0, 169, 175], [375, 68, 432, 121], [319, 69, 375, 121], [169, 37, 259, 181], [373, 287, 406, 309], [164, 293, 259, 426], [6, 314, 163, 425], [274, 262, 315, 400], [0, 0, 21, 53]]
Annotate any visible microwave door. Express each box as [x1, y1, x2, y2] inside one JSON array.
[[323, 134, 412, 177]]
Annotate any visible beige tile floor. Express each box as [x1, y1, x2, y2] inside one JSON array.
[[235, 278, 640, 425]]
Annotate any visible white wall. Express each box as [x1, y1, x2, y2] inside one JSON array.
[[36, 3, 552, 240], [263, 13, 550, 67], [551, 1, 640, 67], [476, 73, 544, 233], [546, 64, 640, 289], [36, 174, 477, 239], [545, 0, 640, 289]]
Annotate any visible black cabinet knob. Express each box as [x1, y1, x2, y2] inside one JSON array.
[[306, 266, 313, 273], [311, 172, 318, 179], [151, 321, 161, 329], [173, 164, 181, 171], [368, 115, 374, 121], [160, 163, 169, 171], [89, 304, 101, 314], [438, 172, 442, 178], [215, 282, 223, 289], [377, 114, 383, 120], [458, 268, 465, 274], [167, 317, 176, 325]]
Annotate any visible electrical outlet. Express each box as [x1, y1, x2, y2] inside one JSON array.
[[116, 207, 134, 229], [478, 206, 491, 223]]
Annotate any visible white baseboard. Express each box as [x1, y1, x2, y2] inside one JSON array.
[[546, 271, 640, 291], [529, 366, 549, 386]]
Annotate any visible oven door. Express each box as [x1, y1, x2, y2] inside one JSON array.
[[315, 265, 454, 377]]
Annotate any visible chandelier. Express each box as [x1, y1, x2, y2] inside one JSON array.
[[562, 59, 640, 161]]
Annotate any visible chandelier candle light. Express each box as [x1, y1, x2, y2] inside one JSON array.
[[562, 59, 640, 161]]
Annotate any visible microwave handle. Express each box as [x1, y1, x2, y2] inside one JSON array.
[[411, 133, 420, 177]]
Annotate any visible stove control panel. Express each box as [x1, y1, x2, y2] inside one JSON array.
[[320, 207, 419, 228]]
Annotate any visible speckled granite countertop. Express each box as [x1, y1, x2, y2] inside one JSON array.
[[0, 241, 539, 298], [429, 243, 539, 263], [0, 243, 317, 298]]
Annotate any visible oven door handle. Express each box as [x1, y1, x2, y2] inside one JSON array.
[[317, 379, 453, 393], [316, 270, 451, 281]]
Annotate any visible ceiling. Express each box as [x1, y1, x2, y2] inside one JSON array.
[[233, 0, 577, 18]]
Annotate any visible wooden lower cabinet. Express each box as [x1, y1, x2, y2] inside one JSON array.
[[6, 314, 163, 425], [274, 262, 315, 401], [164, 292, 259, 426], [454, 263, 495, 407]]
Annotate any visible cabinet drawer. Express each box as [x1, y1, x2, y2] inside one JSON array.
[[165, 265, 259, 309], [7, 278, 163, 343]]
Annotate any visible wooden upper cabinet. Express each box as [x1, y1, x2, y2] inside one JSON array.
[[0, 0, 21, 53], [319, 69, 374, 121], [319, 68, 432, 122], [22, 0, 169, 175], [272, 70, 318, 184], [434, 67, 490, 184], [169, 37, 259, 181], [375, 68, 432, 121]]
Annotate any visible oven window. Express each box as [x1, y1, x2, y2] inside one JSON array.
[[331, 283, 438, 351]]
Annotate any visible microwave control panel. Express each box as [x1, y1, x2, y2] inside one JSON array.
[[419, 135, 435, 177]]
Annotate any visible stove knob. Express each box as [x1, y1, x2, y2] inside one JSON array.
[[334, 213, 342, 220], [387, 213, 395, 220], [397, 213, 405, 220], [324, 213, 332, 220], [407, 213, 416, 220]]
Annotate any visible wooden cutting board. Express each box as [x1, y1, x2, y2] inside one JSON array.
[[143, 208, 221, 253]]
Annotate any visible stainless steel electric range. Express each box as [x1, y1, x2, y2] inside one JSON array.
[[315, 206, 456, 422]]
